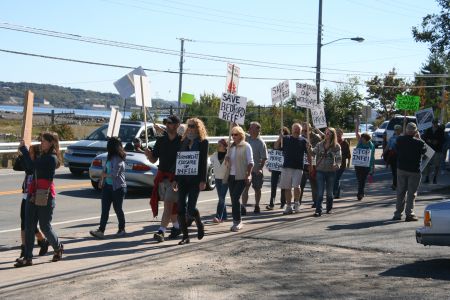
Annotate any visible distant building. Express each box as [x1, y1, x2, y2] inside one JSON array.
[[34, 98, 52, 107]]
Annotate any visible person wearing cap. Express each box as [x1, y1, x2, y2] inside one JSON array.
[[210, 138, 229, 223], [384, 124, 402, 190], [145, 114, 182, 242], [422, 119, 445, 184], [393, 122, 427, 221]]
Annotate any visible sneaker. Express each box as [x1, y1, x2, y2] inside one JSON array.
[[231, 222, 243, 232], [254, 205, 260, 214], [115, 230, 126, 237], [405, 215, 419, 222], [153, 230, 165, 242], [266, 204, 274, 210], [89, 229, 104, 239], [241, 205, 247, 216], [392, 216, 402, 221], [293, 202, 301, 213], [52, 244, 64, 262], [38, 239, 49, 256], [168, 227, 181, 239], [212, 217, 221, 224], [283, 206, 293, 215], [314, 212, 321, 217]]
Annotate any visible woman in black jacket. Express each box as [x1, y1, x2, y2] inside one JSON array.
[[174, 118, 209, 245]]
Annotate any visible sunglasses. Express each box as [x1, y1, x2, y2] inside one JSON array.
[[187, 124, 196, 129]]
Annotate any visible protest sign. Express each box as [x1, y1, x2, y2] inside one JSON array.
[[266, 149, 284, 172], [396, 95, 420, 111], [415, 107, 434, 131], [295, 83, 317, 109], [106, 107, 123, 138], [175, 151, 200, 175], [420, 143, 435, 173], [21, 90, 34, 147], [181, 93, 195, 105], [219, 92, 247, 125], [352, 148, 372, 167], [311, 102, 327, 128], [271, 80, 289, 104], [225, 63, 240, 94], [114, 66, 147, 99], [133, 75, 151, 107]]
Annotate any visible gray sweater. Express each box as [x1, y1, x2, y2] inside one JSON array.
[[104, 155, 126, 191]]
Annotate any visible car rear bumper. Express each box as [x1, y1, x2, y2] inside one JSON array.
[[416, 228, 450, 246]]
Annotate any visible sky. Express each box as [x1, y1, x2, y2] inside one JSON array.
[[0, 0, 442, 107]]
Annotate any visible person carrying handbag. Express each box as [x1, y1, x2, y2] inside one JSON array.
[[14, 132, 64, 268]]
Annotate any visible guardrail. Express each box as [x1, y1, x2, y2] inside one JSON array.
[[0, 133, 357, 154]]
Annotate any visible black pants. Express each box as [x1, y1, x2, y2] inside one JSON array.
[[228, 175, 246, 224], [390, 157, 398, 187], [269, 171, 285, 206], [355, 166, 370, 197], [20, 199, 39, 234], [177, 179, 200, 218]]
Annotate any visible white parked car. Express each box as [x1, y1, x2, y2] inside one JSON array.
[[416, 200, 450, 246], [372, 121, 389, 148]]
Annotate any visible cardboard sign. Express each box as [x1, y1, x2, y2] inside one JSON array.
[[352, 148, 372, 167], [114, 66, 147, 99], [225, 63, 240, 94], [266, 149, 284, 171], [107, 107, 123, 138], [295, 83, 317, 109], [175, 151, 200, 175], [181, 93, 195, 105], [133, 75, 151, 107], [271, 80, 289, 104], [396, 95, 420, 111], [420, 143, 435, 173], [415, 107, 434, 131], [311, 102, 327, 129], [219, 92, 247, 125], [21, 90, 34, 147]]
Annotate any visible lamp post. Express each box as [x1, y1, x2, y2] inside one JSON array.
[[315, 0, 364, 103]]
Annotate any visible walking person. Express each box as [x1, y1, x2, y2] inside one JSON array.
[[90, 137, 127, 239], [266, 127, 289, 210], [354, 120, 375, 201], [174, 118, 209, 245], [225, 126, 254, 232], [333, 128, 351, 199], [14, 144, 49, 261], [384, 125, 402, 190], [422, 120, 445, 184], [241, 122, 268, 215], [146, 115, 182, 242], [310, 127, 342, 216], [15, 132, 64, 267], [274, 123, 308, 215], [211, 138, 229, 223], [393, 123, 427, 221]]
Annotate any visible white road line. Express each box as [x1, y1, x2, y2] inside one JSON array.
[[0, 190, 271, 234]]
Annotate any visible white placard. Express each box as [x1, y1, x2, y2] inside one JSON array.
[[415, 107, 434, 131], [107, 107, 123, 138], [225, 63, 240, 94], [113, 66, 147, 99], [295, 82, 317, 109], [303, 151, 309, 166], [175, 151, 200, 176], [133, 75, 151, 107], [271, 80, 289, 104], [420, 142, 435, 173], [219, 92, 247, 125], [266, 149, 284, 171], [311, 102, 327, 129], [352, 148, 372, 167]]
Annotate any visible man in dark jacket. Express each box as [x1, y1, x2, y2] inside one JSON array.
[[422, 119, 445, 184]]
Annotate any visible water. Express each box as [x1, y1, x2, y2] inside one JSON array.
[[0, 105, 133, 118]]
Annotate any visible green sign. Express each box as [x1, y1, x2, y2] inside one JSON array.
[[181, 93, 195, 105], [396, 95, 420, 111]]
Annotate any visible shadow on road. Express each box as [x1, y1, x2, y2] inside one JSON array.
[[327, 219, 397, 230], [59, 188, 149, 200], [380, 259, 450, 281]]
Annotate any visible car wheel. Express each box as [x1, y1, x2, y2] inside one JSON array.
[[69, 168, 84, 176], [91, 180, 100, 191], [205, 166, 215, 191]]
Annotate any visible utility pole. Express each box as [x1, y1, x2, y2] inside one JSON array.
[[177, 38, 192, 115], [315, 0, 323, 104]]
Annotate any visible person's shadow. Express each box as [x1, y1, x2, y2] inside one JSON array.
[[380, 259, 450, 281]]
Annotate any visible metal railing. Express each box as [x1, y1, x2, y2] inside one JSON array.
[[0, 133, 357, 154]]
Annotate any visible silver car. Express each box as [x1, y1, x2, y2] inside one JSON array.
[[416, 200, 450, 246]]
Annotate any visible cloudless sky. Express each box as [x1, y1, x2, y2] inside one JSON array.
[[0, 0, 442, 106]]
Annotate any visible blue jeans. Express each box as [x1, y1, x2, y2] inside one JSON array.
[[215, 179, 229, 220], [228, 175, 246, 224], [99, 184, 126, 232], [177, 179, 200, 218], [316, 170, 336, 214], [333, 167, 346, 198], [24, 196, 60, 259]]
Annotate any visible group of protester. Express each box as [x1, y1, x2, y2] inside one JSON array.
[[13, 114, 435, 268]]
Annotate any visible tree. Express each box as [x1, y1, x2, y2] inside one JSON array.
[[365, 69, 409, 119], [412, 0, 450, 58]]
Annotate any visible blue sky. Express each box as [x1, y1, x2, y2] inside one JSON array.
[[0, 0, 441, 106]]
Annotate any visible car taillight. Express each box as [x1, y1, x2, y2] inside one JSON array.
[[424, 210, 432, 227], [92, 159, 102, 167], [132, 164, 151, 172]]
